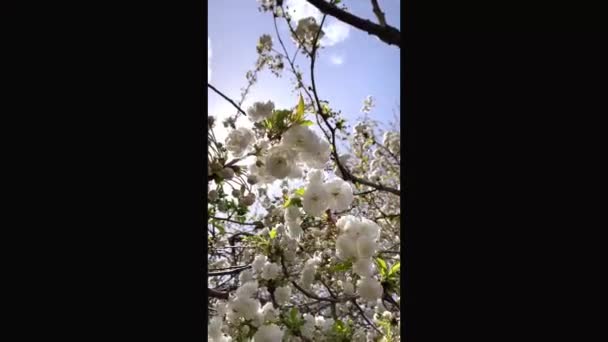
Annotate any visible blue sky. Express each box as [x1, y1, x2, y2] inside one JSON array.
[[208, 0, 400, 141]]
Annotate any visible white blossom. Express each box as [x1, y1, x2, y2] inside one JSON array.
[[261, 302, 277, 321], [356, 235, 378, 259], [302, 181, 329, 217], [261, 262, 281, 280], [326, 179, 354, 211], [236, 280, 258, 298], [265, 145, 295, 179], [353, 258, 374, 277], [284, 205, 301, 222], [282, 125, 318, 152], [293, 17, 324, 47], [252, 255, 268, 273], [274, 285, 291, 306], [239, 269, 254, 284], [225, 127, 255, 157], [253, 324, 284, 342], [258, 34, 273, 52], [247, 101, 275, 122], [357, 277, 383, 302], [336, 234, 358, 260], [343, 280, 355, 296], [299, 138, 330, 169]]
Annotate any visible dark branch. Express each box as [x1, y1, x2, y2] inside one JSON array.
[[211, 216, 260, 227], [207, 83, 248, 116], [306, 16, 401, 197], [208, 288, 230, 300], [208, 265, 251, 277], [352, 299, 384, 336], [370, 0, 387, 27], [305, 0, 400, 48]]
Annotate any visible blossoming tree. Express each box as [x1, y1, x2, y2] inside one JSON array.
[[207, 1, 401, 341]]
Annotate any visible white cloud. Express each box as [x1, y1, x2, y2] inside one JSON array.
[[321, 21, 350, 46], [285, 0, 350, 47], [329, 54, 344, 65], [285, 0, 321, 21], [208, 37, 212, 82]]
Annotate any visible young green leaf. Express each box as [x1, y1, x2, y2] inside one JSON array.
[[375, 257, 388, 278], [389, 261, 401, 276], [269, 228, 277, 239], [296, 93, 305, 121], [294, 187, 305, 197], [299, 120, 314, 126], [283, 197, 302, 208], [329, 260, 353, 272]]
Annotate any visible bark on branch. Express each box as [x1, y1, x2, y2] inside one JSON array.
[[305, 0, 400, 48]]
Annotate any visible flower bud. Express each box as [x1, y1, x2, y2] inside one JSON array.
[[219, 167, 235, 179], [210, 162, 222, 173], [208, 190, 218, 202], [247, 174, 259, 185], [240, 193, 256, 207]]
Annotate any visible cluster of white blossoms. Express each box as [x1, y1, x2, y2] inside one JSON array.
[[225, 127, 256, 157], [209, 161, 237, 181], [353, 121, 372, 137], [284, 205, 303, 238], [247, 101, 275, 122], [227, 280, 262, 322], [223, 278, 283, 342], [258, 34, 273, 52], [251, 255, 281, 281], [300, 253, 322, 289], [278, 227, 299, 261], [253, 323, 284, 342], [283, 125, 331, 169], [273, 285, 291, 306], [248, 125, 330, 184], [383, 131, 400, 155], [302, 169, 354, 217], [300, 313, 336, 340], [335, 215, 384, 303], [293, 17, 324, 47], [361, 95, 375, 114], [208, 316, 232, 342]]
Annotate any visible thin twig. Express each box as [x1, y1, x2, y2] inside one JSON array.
[[208, 83, 247, 116], [370, 0, 387, 27], [352, 299, 384, 336], [208, 265, 252, 277]]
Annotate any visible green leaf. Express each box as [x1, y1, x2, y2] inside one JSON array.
[[389, 261, 401, 276], [283, 197, 302, 208], [210, 220, 225, 234], [296, 93, 305, 121], [294, 187, 305, 197], [299, 120, 314, 126], [269, 228, 277, 239], [375, 257, 388, 277], [329, 260, 352, 272]]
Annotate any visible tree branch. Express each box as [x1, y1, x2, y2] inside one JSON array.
[[352, 299, 384, 336], [305, 0, 400, 48], [208, 265, 252, 277], [370, 0, 387, 27], [208, 288, 230, 300], [211, 216, 261, 227], [207, 83, 248, 116], [306, 17, 401, 197]]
